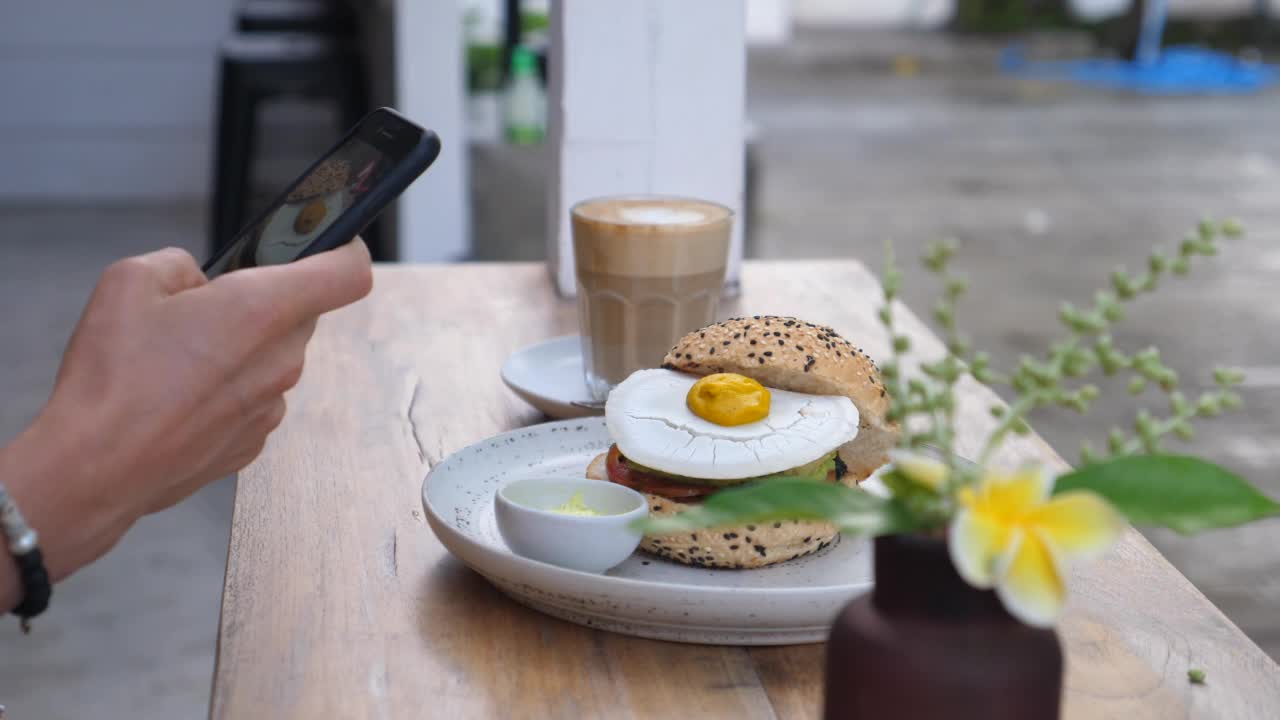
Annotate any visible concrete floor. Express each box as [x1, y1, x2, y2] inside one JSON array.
[[3, 28, 1280, 718]]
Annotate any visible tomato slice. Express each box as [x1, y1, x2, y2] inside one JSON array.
[[605, 446, 716, 500]]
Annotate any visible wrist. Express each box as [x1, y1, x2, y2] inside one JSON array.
[[0, 411, 132, 585]]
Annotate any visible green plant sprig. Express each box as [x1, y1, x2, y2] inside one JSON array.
[[877, 242, 970, 489], [976, 217, 1246, 467], [879, 219, 1247, 475]]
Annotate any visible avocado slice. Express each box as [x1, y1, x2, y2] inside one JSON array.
[[623, 451, 839, 488]]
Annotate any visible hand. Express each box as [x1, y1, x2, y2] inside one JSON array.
[[0, 240, 372, 584]]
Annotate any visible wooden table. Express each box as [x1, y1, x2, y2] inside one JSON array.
[[211, 262, 1280, 719]]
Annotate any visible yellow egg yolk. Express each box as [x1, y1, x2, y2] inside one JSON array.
[[686, 373, 771, 426]]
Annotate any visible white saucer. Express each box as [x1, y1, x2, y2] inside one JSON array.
[[501, 335, 602, 419]]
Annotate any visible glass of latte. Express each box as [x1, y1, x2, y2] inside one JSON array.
[[571, 195, 733, 402]]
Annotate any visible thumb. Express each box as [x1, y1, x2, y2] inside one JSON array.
[[213, 238, 374, 330]]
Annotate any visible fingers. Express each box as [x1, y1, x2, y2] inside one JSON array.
[[220, 319, 315, 416], [146, 397, 287, 515], [126, 247, 208, 296], [211, 397, 287, 479], [209, 238, 373, 334]]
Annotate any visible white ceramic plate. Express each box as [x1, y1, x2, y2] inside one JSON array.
[[422, 417, 875, 645], [501, 335, 602, 420]]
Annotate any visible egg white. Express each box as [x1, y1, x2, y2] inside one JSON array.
[[255, 190, 348, 265], [605, 368, 860, 481]]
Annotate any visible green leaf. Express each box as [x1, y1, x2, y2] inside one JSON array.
[[630, 479, 916, 538], [1053, 455, 1280, 534]]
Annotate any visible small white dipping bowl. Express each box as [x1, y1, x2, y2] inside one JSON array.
[[495, 477, 647, 574]]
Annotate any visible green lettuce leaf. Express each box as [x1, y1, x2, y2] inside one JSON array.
[[631, 478, 917, 537], [627, 452, 837, 488]]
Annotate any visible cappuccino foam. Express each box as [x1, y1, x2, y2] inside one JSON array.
[[571, 196, 732, 278], [619, 206, 710, 225]]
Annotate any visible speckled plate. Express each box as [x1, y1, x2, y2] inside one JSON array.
[[421, 417, 875, 645]]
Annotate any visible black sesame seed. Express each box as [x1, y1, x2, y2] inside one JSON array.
[[773, 331, 781, 337], [754, 545, 767, 557], [880, 389, 886, 397], [685, 353, 693, 359], [729, 544, 739, 551], [722, 340, 730, 346], [748, 352, 755, 358], [654, 505, 663, 511], [763, 351, 773, 357], [778, 339, 785, 346], [773, 522, 782, 529], [753, 315, 761, 320], [700, 332, 706, 338], [733, 333, 741, 339], [750, 339, 757, 345], [803, 536, 812, 543], [691, 533, 698, 541], [758, 358, 764, 364], [709, 348, 715, 355], [797, 346, 805, 351], [785, 333, 791, 338]]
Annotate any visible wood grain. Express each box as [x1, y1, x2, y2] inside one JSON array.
[[212, 261, 1280, 719]]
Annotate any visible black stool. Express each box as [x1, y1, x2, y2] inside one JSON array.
[[237, 0, 355, 34], [208, 32, 387, 261]]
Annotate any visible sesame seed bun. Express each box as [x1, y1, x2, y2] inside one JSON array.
[[662, 316, 899, 481], [585, 452, 840, 569]]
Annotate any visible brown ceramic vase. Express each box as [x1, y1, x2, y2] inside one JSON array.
[[824, 534, 1063, 719]]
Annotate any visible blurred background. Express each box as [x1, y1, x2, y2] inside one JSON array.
[[2, 0, 1279, 717]]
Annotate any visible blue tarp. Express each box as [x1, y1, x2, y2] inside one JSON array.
[[1001, 45, 1278, 95]]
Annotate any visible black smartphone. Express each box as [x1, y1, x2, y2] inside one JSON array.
[[203, 107, 441, 278]]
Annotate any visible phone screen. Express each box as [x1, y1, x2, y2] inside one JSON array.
[[205, 123, 410, 277]]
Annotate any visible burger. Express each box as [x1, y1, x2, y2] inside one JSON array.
[[585, 316, 898, 569]]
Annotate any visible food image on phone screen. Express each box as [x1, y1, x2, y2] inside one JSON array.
[[205, 138, 391, 277], [203, 108, 439, 279]]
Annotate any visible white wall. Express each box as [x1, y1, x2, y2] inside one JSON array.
[[394, 0, 469, 261], [0, 1, 237, 200]]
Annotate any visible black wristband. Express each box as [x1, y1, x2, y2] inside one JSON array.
[[11, 546, 51, 632]]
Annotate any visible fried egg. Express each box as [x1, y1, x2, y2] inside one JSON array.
[[605, 369, 860, 480], [255, 189, 348, 265]]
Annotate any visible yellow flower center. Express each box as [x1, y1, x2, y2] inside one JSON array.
[[686, 373, 771, 426]]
